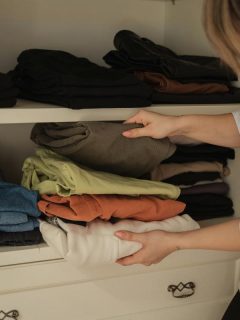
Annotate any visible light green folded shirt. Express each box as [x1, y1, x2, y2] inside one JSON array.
[[22, 148, 180, 199]]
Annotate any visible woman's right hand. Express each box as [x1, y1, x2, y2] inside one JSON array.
[[122, 110, 181, 139]]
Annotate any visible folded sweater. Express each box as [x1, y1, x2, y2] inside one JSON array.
[[39, 215, 200, 268], [22, 148, 180, 199]]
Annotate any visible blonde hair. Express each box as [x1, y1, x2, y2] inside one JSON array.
[[204, 0, 240, 74]]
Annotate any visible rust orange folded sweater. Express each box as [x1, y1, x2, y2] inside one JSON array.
[[38, 194, 186, 222]]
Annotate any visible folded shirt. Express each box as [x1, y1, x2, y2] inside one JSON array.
[[169, 136, 202, 146], [0, 87, 19, 99], [135, 71, 229, 94], [13, 49, 153, 109], [39, 215, 200, 267], [0, 72, 16, 89], [179, 194, 234, 220], [0, 229, 43, 246], [181, 182, 230, 195], [152, 88, 240, 104], [38, 194, 186, 222], [0, 217, 39, 232], [178, 178, 223, 188], [19, 93, 152, 109], [163, 144, 235, 166], [103, 30, 236, 82], [0, 72, 18, 108], [151, 161, 229, 181], [0, 212, 29, 225], [0, 98, 17, 108], [163, 172, 221, 186], [0, 181, 40, 221], [31, 121, 176, 178], [22, 148, 180, 198]]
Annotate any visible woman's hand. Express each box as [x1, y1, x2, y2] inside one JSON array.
[[114, 230, 179, 266], [122, 109, 180, 139]]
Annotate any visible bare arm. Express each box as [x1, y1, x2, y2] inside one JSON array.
[[122, 110, 240, 148], [115, 219, 240, 266]]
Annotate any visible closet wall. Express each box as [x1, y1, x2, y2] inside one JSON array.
[[0, 0, 166, 71], [164, 0, 215, 55]]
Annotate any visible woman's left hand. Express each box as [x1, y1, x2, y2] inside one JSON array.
[[114, 230, 179, 266]]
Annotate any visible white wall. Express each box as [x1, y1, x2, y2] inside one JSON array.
[[0, 0, 219, 72], [0, 0, 166, 72], [164, 0, 215, 56]]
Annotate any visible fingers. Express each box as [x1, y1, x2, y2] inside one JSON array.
[[115, 230, 144, 243], [116, 251, 145, 266], [116, 250, 153, 266], [124, 110, 145, 124], [122, 127, 149, 138]]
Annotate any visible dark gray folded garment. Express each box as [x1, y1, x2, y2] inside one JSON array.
[[0, 229, 43, 246], [31, 122, 176, 177], [181, 182, 230, 195]]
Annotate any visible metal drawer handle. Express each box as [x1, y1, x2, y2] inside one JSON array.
[[168, 281, 195, 298], [0, 310, 19, 320]]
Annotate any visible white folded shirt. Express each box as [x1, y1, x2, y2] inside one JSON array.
[[39, 214, 200, 268]]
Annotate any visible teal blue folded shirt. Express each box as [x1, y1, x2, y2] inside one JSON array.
[[0, 181, 40, 232], [0, 218, 39, 232]]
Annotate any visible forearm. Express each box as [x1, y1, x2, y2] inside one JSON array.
[[173, 219, 240, 252], [171, 113, 240, 148]]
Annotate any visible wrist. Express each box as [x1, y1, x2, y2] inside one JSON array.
[[166, 231, 192, 251], [168, 115, 192, 137]]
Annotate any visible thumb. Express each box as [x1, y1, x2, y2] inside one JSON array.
[[115, 230, 144, 244], [122, 127, 149, 138]]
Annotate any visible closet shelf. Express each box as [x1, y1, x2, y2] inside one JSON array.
[[0, 237, 239, 269], [1, 100, 240, 124]]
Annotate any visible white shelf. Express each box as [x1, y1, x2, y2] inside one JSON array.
[[0, 243, 61, 267], [0, 99, 240, 124], [0, 239, 240, 270]]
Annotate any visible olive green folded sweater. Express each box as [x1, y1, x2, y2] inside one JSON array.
[[22, 148, 180, 199]]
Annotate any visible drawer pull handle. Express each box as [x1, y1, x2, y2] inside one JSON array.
[[168, 281, 195, 298], [0, 310, 19, 320]]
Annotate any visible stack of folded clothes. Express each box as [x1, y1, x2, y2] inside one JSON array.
[[20, 147, 193, 266], [104, 30, 240, 104], [12, 49, 153, 108], [151, 143, 235, 220], [0, 181, 43, 246], [0, 72, 19, 108], [20, 144, 203, 269]]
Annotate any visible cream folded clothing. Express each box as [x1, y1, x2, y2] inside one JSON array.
[[151, 161, 230, 182], [39, 215, 200, 268], [22, 148, 180, 198]]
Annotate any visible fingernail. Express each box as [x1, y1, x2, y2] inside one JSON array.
[[122, 131, 130, 137]]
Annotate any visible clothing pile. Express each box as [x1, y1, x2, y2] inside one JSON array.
[[151, 141, 235, 220], [0, 181, 43, 246], [0, 72, 18, 108], [21, 147, 198, 267], [12, 49, 153, 109], [104, 30, 240, 104]]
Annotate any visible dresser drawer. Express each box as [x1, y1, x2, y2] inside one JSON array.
[[103, 298, 231, 320], [0, 260, 236, 320]]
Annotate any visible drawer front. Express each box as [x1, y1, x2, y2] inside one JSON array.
[[102, 299, 231, 320], [0, 261, 236, 320]]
